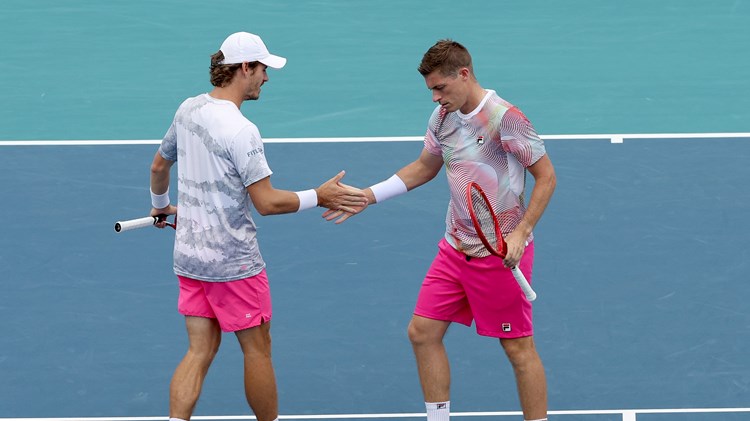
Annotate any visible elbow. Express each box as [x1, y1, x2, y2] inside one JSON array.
[[151, 160, 169, 177], [253, 203, 273, 216], [253, 198, 285, 216], [256, 208, 272, 216], [543, 173, 557, 197]]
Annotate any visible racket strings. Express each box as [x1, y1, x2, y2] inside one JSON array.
[[469, 188, 499, 246]]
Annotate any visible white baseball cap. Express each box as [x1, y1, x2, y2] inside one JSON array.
[[219, 32, 287, 69]]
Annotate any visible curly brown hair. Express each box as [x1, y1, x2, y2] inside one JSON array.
[[209, 51, 262, 87], [417, 39, 473, 77]]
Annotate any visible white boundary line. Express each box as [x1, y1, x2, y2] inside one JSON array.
[[3, 408, 750, 421], [0, 132, 748, 146]]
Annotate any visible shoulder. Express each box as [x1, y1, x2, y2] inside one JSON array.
[[427, 104, 452, 129], [485, 93, 533, 130], [427, 104, 443, 121]]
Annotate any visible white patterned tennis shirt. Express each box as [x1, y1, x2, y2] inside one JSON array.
[[159, 94, 272, 281]]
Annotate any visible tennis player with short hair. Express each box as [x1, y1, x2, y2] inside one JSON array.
[[149, 31, 367, 421], [326, 39, 556, 421]]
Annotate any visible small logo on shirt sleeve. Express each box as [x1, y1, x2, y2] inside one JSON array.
[[476, 136, 485, 146]]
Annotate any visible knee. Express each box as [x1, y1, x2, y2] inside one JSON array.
[[501, 338, 540, 369], [407, 318, 439, 346], [237, 323, 273, 358], [188, 339, 221, 363], [248, 332, 273, 358]]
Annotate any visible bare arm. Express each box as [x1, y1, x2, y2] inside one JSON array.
[[324, 148, 444, 223], [247, 171, 367, 216], [149, 152, 177, 225], [360, 148, 443, 203], [392, 148, 443, 195], [150, 151, 174, 195], [504, 154, 556, 267], [246, 176, 301, 216]]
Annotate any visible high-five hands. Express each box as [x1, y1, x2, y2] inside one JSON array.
[[321, 183, 371, 224], [316, 171, 368, 215]]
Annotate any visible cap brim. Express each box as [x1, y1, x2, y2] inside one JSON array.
[[260, 54, 286, 69]]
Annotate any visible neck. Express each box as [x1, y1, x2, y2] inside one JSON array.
[[209, 86, 243, 109], [460, 84, 487, 114]]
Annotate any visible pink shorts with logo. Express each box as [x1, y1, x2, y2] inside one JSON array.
[[415, 238, 535, 338], [177, 269, 272, 332]]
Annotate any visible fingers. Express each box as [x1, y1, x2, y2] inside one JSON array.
[[330, 170, 346, 183], [337, 205, 362, 214], [333, 212, 354, 224], [503, 257, 520, 268], [321, 208, 358, 224], [322, 209, 354, 224], [502, 240, 525, 268], [318, 172, 368, 209], [150, 206, 177, 229], [318, 172, 370, 220], [341, 186, 367, 199], [322, 209, 344, 221], [337, 197, 368, 207]]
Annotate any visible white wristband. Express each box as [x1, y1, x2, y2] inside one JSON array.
[[295, 189, 318, 212], [151, 187, 170, 209], [369, 174, 407, 203]]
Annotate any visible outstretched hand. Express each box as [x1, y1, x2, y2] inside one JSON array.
[[316, 171, 368, 213]]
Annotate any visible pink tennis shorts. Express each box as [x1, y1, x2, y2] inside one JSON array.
[[415, 238, 535, 338], [177, 269, 272, 332]]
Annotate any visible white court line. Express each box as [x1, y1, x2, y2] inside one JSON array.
[[3, 408, 750, 421], [0, 132, 748, 146]]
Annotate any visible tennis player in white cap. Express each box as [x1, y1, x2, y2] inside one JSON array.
[[149, 32, 366, 421]]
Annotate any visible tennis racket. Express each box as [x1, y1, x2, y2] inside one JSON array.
[[466, 182, 537, 301], [114, 214, 176, 233]]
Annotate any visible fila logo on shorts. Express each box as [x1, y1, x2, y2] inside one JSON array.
[[502, 323, 512, 332], [476, 136, 485, 145]]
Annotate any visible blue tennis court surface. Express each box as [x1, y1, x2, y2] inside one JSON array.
[[1, 1, 749, 420]]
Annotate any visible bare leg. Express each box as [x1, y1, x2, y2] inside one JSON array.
[[235, 321, 278, 421], [500, 336, 547, 420], [170, 316, 222, 420], [407, 315, 452, 402]]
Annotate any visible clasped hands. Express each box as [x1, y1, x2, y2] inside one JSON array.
[[316, 170, 369, 224]]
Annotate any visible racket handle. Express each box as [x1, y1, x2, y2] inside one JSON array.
[[511, 266, 537, 302], [114, 216, 157, 233]]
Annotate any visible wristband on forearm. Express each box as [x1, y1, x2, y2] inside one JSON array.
[[369, 174, 407, 203], [294, 189, 318, 212], [150, 187, 170, 209]]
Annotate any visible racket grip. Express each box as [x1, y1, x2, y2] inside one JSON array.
[[114, 216, 157, 233], [511, 266, 537, 302]]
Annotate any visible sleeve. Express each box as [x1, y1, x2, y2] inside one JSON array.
[[158, 121, 178, 162], [422, 105, 445, 156], [229, 124, 274, 187], [498, 107, 546, 168]]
